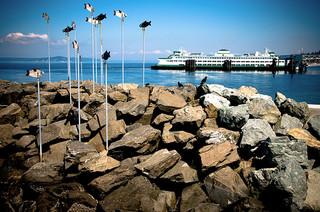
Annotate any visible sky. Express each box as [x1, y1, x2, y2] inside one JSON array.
[[0, 0, 319, 62]]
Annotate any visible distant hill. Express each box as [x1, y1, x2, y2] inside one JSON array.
[[0, 56, 67, 62]]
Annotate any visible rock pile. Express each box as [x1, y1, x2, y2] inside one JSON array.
[[0, 78, 320, 211]]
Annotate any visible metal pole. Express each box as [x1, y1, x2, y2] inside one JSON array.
[[37, 77, 42, 161], [91, 12, 95, 93], [67, 33, 72, 104], [142, 28, 145, 86], [47, 21, 51, 83], [78, 49, 81, 142], [105, 61, 108, 150], [74, 26, 77, 81], [121, 18, 124, 88], [80, 56, 83, 82], [100, 23, 103, 85], [95, 24, 98, 84]]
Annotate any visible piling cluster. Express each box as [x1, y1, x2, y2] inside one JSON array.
[[0, 79, 320, 211]]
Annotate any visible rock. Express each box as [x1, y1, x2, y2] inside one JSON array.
[[40, 119, 70, 145], [180, 183, 209, 212], [18, 200, 37, 212], [183, 83, 197, 101], [78, 151, 120, 173], [237, 86, 258, 98], [116, 83, 139, 90], [88, 166, 137, 198], [115, 99, 148, 119], [279, 98, 310, 123], [156, 90, 187, 113], [203, 118, 218, 128], [247, 94, 281, 124], [107, 90, 127, 104], [16, 135, 35, 148], [0, 103, 24, 125], [162, 122, 176, 144], [21, 162, 64, 185], [135, 105, 155, 125], [197, 127, 240, 145], [196, 83, 210, 97], [67, 203, 96, 212], [99, 176, 162, 211], [239, 119, 276, 158], [135, 149, 181, 179], [248, 168, 278, 192], [204, 103, 218, 118], [88, 103, 117, 132], [140, 190, 176, 212], [262, 136, 309, 169], [128, 87, 150, 101], [204, 166, 249, 208], [108, 119, 126, 141], [217, 104, 249, 130], [274, 114, 303, 135], [45, 103, 72, 124], [222, 88, 247, 105], [309, 114, 320, 140], [194, 203, 221, 212], [173, 130, 195, 144], [64, 140, 97, 171], [0, 123, 15, 148], [82, 93, 105, 116], [152, 113, 174, 126], [12, 126, 29, 139], [160, 160, 199, 183], [0, 81, 22, 105], [108, 125, 161, 160], [171, 105, 206, 129], [199, 141, 240, 172], [43, 140, 68, 163], [207, 84, 227, 96], [200, 94, 230, 109], [37, 91, 57, 105], [304, 170, 320, 211], [264, 160, 307, 211], [274, 92, 287, 108]]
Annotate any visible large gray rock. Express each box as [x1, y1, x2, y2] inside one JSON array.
[[274, 114, 303, 135], [207, 84, 227, 96], [200, 94, 230, 109], [108, 125, 161, 160], [197, 127, 240, 145], [88, 103, 117, 132], [0, 103, 24, 125], [262, 136, 309, 169], [0, 124, 16, 148], [134, 149, 181, 179], [45, 103, 72, 124], [304, 170, 320, 211], [78, 151, 120, 173], [247, 94, 281, 124], [248, 168, 278, 192], [240, 119, 276, 158], [128, 86, 150, 101], [82, 93, 105, 116], [279, 98, 310, 123], [40, 119, 71, 145], [274, 92, 287, 108], [196, 83, 210, 97], [0, 81, 22, 105], [264, 160, 307, 211], [204, 166, 249, 208], [237, 86, 258, 99], [180, 183, 209, 212], [43, 140, 68, 164], [171, 105, 206, 129], [152, 113, 174, 126], [160, 160, 199, 184], [140, 190, 176, 212], [115, 99, 148, 119], [156, 90, 187, 113], [107, 90, 127, 104], [221, 88, 247, 105], [309, 114, 320, 140], [199, 141, 240, 172], [64, 140, 97, 171], [217, 104, 249, 130], [16, 135, 35, 148]]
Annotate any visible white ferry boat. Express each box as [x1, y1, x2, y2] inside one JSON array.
[[151, 48, 285, 70]]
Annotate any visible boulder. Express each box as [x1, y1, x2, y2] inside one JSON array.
[[196, 83, 210, 97], [64, 140, 97, 171], [183, 83, 197, 101], [0, 103, 24, 125], [247, 94, 281, 124], [172, 130, 195, 144], [274, 92, 287, 108], [140, 190, 176, 212], [45, 103, 71, 124], [16, 135, 35, 149], [108, 119, 126, 141], [199, 141, 240, 172], [40, 119, 70, 145], [43, 140, 68, 164], [248, 168, 277, 192], [152, 113, 174, 126], [160, 160, 199, 184], [107, 90, 127, 104], [207, 84, 227, 96], [21, 162, 64, 186], [0, 81, 22, 105], [134, 149, 181, 179], [217, 104, 249, 130], [172, 105, 206, 129], [204, 103, 218, 119], [203, 118, 218, 128], [264, 160, 307, 211], [304, 170, 320, 211], [0, 123, 15, 148], [82, 93, 105, 116], [197, 127, 240, 145], [115, 99, 148, 119], [12, 126, 29, 139], [116, 83, 139, 90], [239, 119, 276, 158], [200, 94, 230, 109], [88, 103, 117, 132], [194, 203, 221, 212], [162, 122, 176, 144], [156, 90, 187, 113], [135, 105, 155, 125], [237, 86, 258, 98], [180, 183, 209, 212], [128, 86, 150, 101], [309, 114, 320, 140], [221, 88, 247, 105], [204, 166, 249, 208], [108, 125, 161, 160], [274, 114, 303, 135], [78, 151, 120, 173], [279, 98, 310, 123]]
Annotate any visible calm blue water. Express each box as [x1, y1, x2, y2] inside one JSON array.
[[0, 61, 319, 104]]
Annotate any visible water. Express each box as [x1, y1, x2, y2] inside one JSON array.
[[0, 61, 319, 104]]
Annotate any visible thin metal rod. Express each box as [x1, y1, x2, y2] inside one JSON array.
[[121, 18, 124, 88], [74, 27, 77, 81], [100, 23, 103, 85], [142, 28, 145, 86], [67, 34, 72, 104], [81, 56, 83, 82], [78, 50, 81, 142], [91, 12, 95, 93], [47, 21, 51, 83], [95, 24, 98, 84], [37, 77, 42, 162], [105, 61, 108, 150]]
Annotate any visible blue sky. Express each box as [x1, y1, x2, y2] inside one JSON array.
[[0, 0, 319, 62]]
